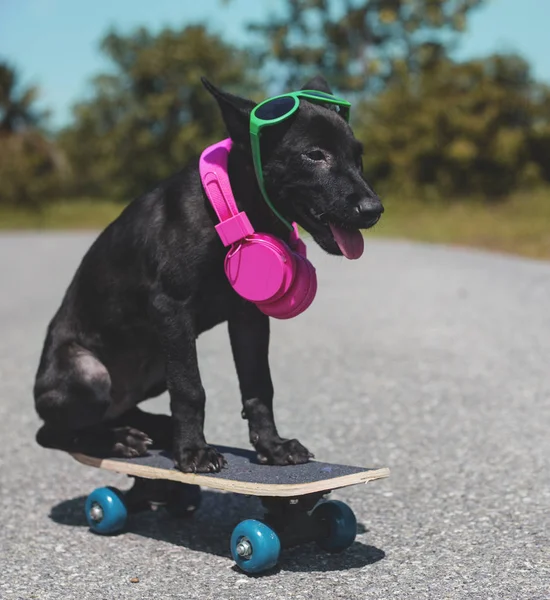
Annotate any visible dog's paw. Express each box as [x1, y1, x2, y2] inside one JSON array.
[[111, 426, 153, 458], [175, 445, 227, 473], [258, 438, 314, 466]]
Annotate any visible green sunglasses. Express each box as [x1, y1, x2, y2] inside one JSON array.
[[250, 90, 352, 230]]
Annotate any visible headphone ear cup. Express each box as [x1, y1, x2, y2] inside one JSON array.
[[224, 234, 296, 303], [292, 255, 317, 317], [284, 255, 317, 319], [257, 253, 317, 319]]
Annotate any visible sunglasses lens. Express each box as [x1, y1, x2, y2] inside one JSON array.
[[255, 96, 296, 120]]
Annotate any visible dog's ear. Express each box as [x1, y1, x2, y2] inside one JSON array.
[[301, 74, 333, 94], [201, 77, 256, 145]]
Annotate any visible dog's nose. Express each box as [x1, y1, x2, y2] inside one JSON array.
[[354, 197, 384, 222]]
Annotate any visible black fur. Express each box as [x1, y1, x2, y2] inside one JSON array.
[[33, 76, 383, 473]]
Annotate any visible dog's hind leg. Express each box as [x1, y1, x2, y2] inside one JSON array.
[[112, 407, 173, 451], [34, 343, 152, 457], [35, 422, 153, 458]]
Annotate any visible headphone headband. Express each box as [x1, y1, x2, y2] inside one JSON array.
[[199, 138, 254, 246]]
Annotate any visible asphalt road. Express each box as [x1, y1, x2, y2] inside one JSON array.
[[1, 232, 548, 600]]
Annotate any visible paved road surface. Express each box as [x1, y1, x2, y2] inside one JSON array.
[[1, 233, 548, 599]]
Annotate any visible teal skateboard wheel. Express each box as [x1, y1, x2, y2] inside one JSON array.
[[230, 519, 281, 574], [313, 500, 357, 552], [85, 487, 128, 535]]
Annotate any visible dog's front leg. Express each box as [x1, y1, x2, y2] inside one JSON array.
[[152, 292, 225, 473], [228, 305, 313, 465]]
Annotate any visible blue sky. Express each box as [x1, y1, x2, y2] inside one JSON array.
[[1, 0, 549, 128]]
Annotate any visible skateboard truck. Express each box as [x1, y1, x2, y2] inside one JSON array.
[[261, 493, 330, 549], [123, 477, 202, 517]]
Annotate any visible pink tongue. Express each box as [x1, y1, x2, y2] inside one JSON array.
[[329, 223, 364, 259]]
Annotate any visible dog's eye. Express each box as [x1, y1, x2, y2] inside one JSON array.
[[305, 150, 326, 162]]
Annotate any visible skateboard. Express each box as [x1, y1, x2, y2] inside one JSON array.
[[71, 445, 390, 574]]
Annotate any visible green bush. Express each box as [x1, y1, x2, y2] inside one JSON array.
[[355, 54, 550, 200]]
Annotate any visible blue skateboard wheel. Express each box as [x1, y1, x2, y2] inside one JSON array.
[[85, 487, 127, 535], [230, 519, 281, 574], [313, 500, 357, 552]]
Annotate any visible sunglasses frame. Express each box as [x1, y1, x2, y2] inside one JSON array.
[[249, 90, 351, 230]]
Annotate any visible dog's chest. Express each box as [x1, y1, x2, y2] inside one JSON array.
[[194, 274, 240, 334]]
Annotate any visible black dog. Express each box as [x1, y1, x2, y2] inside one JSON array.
[[33, 75, 383, 473]]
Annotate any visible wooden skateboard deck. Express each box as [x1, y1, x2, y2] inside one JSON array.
[[71, 445, 389, 497]]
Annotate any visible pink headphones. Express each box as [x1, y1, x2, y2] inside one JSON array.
[[199, 138, 317, 319]]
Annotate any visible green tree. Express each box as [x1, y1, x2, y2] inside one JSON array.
[[248, 0, 484, 94], [60, 25, 262, 200], [0, 62, 66, 209], [0, 62, 46, 133], [356, 53, 550, 199]]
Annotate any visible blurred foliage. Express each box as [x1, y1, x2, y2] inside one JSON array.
[[58, 25, 262, 200], [356, 53, 550, 199], [249, 0, 484, 93], [0, 62, 67, 209], [2, 0, 550, 209]]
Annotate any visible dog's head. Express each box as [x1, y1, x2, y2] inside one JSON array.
[[202, 76, 383, 258]]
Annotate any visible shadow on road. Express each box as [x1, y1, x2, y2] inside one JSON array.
[[50, 491, 385, 574]]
